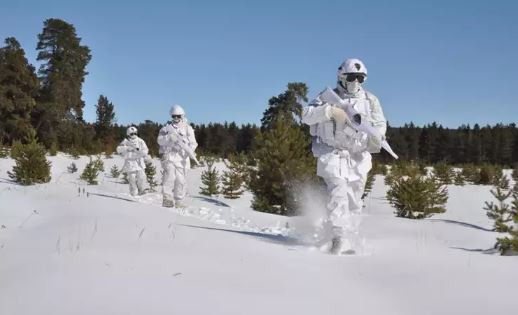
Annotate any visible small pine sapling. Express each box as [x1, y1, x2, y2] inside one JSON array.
[[80, 158, 100, 185], [200, 157, 220, 196], [387, 174, 448, 219], [67, 162, 78, 173], [144, 160, 158, 192], [110, 165, 121, 178]]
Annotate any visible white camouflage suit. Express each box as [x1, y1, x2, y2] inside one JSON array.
[[117, 135, 149, 196], [157, 119, 197, 205], [302, 59, 387, 252]]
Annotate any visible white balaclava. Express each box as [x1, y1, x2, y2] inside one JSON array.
[[337, 58, 368, 95], [170, 104, 186, 125], [127, 126, 138, 140]]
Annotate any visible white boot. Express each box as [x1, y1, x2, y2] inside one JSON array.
[[329, 237, 355, 255], [162, 198, 175, 208]]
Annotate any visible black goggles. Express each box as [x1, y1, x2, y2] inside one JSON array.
[[172, 115, 183, 119], [344, 73, 366, 83]]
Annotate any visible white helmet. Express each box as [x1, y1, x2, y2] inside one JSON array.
[[337, 58, 368, 77], [126, 126, 138, 137], [337, 58, 368, 94], [169, 104, 185, 117]]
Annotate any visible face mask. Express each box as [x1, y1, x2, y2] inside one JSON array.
[[345, 80, 361, 94], [172, 115, 183, 124]]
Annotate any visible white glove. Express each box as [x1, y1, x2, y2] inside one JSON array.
[[328, 106, 350, 127]]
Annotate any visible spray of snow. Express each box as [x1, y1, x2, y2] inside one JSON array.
[[287, 181, 334, 246]]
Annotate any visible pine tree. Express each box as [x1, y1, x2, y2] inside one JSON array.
[[387, 174, 448, 219], [453, 170, 465, 186], [80, 157, 100, 185], [93, 155, 104, 173], [249, 117, 315, 215], [484, 174, 513, 232], [8, 130, 51, 185], [200, 157, 220, 196], [261, 82, 308, 129], [144, 160, 158, 191], [110, 165, 121, 178], [94, 95, 116, 153], [221, 153, 248, 199], [462, 164, 479, 183], [33, 18, 91, 149], [433, 162, 454, 185], [67, 162, 78, 173], [0, 37, 39, 144]]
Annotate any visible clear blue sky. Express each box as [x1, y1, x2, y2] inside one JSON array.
[[1, 0, 517, 127]]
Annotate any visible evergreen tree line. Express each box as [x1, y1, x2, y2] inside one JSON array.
[[382, 122, 518, 166]]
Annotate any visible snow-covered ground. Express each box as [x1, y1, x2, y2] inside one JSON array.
[[1, 153, 517, 315]]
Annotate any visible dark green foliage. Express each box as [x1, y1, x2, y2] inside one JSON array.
[[461, 164, 479, 183], [110, 165, 121, 178], [0, 143, 8, 158], [144, 160, 158, 191], [371, 161, 388, 176], [94, 95, 116, 154], [249, 117, 315, 215], [221, 153, 248, 199], [67, 162, 78, 173], [33, 18, 91, 149], [387, 174, 448, 219], [511, 163, 518, 182], [261, 82, 308, 129], [453, 170, 465, 186], [80, 157, 100, 185], [362, 171, 375, 200], [477, 164, 501, 185], [385, 160, 425, 186], [433, 162, 454, 185], [0, 37, 39, 144], [7, 130, 51, 185], [93, 155, 104, 173], [485, 174, 513, 232], [484, 178, 518, 255], [200, 157, 220, 196]]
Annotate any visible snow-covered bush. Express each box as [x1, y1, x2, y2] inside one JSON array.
[[200, 157, 220, 196], [461, 164, 479, 183], [386, 174, 448, 219], [67, 162, 78, 173], [384, 161, 425, 186], [7, 131, 51, 185], [80, 158, 100, 185], [433, 162, 454, 185], [453, 170, 465, 186]]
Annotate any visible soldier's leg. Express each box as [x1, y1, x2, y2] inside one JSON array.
[[173, 164, 187, 206], [161, 161, 176, 207], [136, 169, 146, 195], [128, 172, 138, 196]]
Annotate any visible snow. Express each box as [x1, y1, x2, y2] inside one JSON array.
[[1, 154, 517, 315]]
